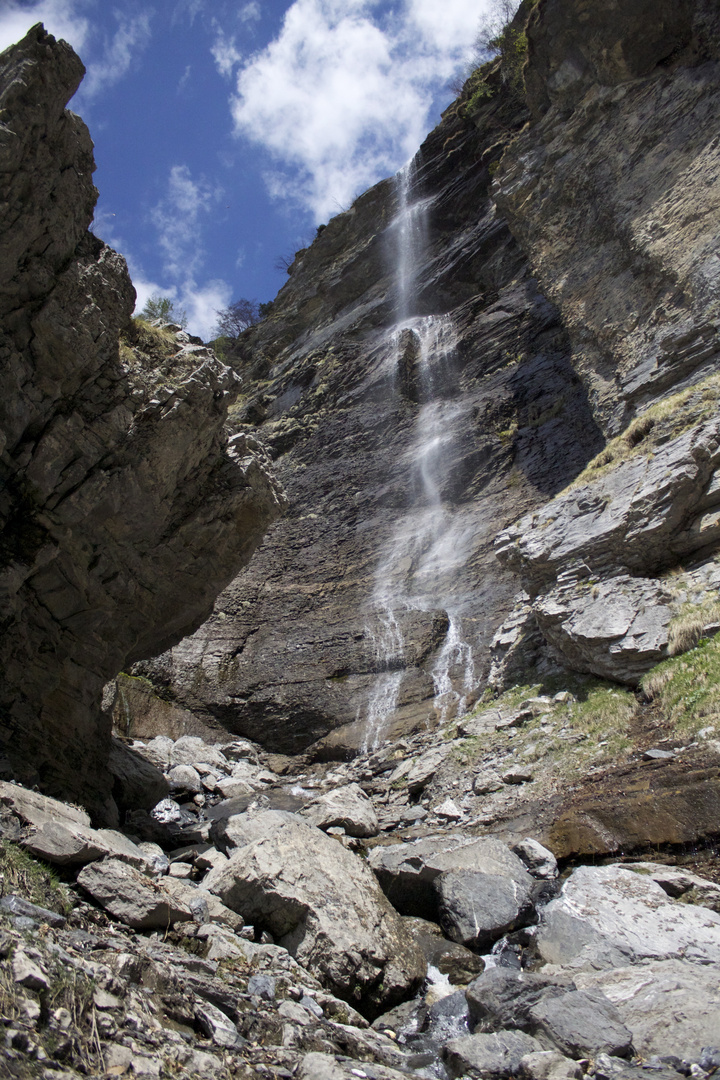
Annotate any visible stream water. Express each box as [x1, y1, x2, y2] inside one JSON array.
[[361, 161, 477, 752]]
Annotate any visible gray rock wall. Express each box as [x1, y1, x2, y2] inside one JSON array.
[[0, 26, 283, 820]]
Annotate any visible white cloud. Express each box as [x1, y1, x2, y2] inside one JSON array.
[[150, 164, 223, 281], [77, 10, 153, 101], [227, 0, 489, 221], [239, 2, 261, 22], [211, 27, 243, 79], [0, 0, 91, 54]]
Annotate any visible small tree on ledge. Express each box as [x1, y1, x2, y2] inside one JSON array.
[[213, 298, 263, 339], [139, 294, 188, 328]]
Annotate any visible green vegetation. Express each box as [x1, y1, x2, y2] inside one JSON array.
[[0, 838, 72, 915], [667, 599, 720, 656], [642, 632, 720, 737], [140, 293, 188, 328], [565, 373, 720, 492]]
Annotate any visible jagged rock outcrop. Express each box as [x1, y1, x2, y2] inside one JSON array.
[[0, 26, 283, 820], [490, 0, 720, 686]]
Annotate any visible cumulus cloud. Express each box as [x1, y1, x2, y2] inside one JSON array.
[[0, 0, 91, 53], [227, 0, 488, 221]]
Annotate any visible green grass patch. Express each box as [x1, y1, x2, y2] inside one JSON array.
[[0, 839, 72, 915], [642, 632, 720, 737], [564, 373, 720, 493]]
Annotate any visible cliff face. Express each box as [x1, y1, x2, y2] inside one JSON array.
[[0, 26, 283, 821], [135, 21, 604, 757], [134, 0, 720, 760]]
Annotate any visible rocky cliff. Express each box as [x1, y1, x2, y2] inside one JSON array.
[[134, 0, 720, 765], [0, 26, 283, 822]]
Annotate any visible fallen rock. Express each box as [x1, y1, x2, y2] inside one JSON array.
[[12, 950, 49, 992], [297, 1052, 411, 1080], [167, 764, 203, 794], [368, 834, 533, 921], [194, 1000, 244, 1049], [300, 782, 380, 837], [512, 839, 558, 879], [520, 1052, 583, 1080], [108, 738, 170, 814], [76, 858, 194, 929], [444, 1030, 544, 1079], [21, 821, 152, 870], [203, 810, 426, 1014], [574, 959, 720, 1059], [402, 916, 485, 985], [436, 869, 535, 950], [529, 988, 633, 1058], [0, 781, 91, 830], [537, 864, 720, 969]]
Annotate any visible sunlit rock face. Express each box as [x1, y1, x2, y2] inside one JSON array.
[[135, 35, 604, 757], [0, 25, 283, 821]]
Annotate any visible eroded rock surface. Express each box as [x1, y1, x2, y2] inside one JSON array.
[[0, 26, 282, 820]]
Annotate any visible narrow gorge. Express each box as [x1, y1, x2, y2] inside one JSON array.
[[1, 2, 720, 1078]]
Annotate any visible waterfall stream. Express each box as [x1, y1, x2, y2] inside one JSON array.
[[361, 162, 477, 751]]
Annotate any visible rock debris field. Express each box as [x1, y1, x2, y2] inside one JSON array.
[[1, 726, 719, 1080]]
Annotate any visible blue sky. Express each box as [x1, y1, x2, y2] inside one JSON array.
[[0, 0, 488, 338]]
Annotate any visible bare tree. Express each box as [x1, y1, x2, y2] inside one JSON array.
[[213, 299, 261, 339]]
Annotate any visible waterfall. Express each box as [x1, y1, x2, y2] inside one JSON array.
[[361, 164, 478, 751]]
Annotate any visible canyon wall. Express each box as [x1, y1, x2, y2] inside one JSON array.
[[136, 0, 720, 760], [0, 26, 283, 820]]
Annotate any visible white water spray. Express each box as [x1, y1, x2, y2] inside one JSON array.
[[361, 167, 478, 752]]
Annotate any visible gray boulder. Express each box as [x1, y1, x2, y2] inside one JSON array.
[[436, 870, 535, 950], [467, 969, 571, 1033], [512, 839, 558, 879], [575, 959, 720, 1059], [520, 1052, 583, 1080], [21, 821, 153, 870], [203, 810, 425, 1013], [537, 865, 720, 969], [529, 989, 632, 1058], [0, 781, 91, 830], [300, 782, 379, 837], [76, 858, 194, 929], [444, 1030, 544, 1079], [368, 834, 533, 921], [108, 739, 170, 814]]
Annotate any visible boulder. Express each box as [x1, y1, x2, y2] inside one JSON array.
[[368, 834, 533, 921], [512, 839, 558, 879], [170, 737, 229, 772], [167, 764, 203, 794], [203, 810, 426, 1014], [537, 865, 720, 969], [108, 739, 170, 814], [300, 782, 380, 837], [0, 781, 91, 830], [467, 969, 572, 1034], [574, 959, 720, 1059], [444, 1030, 544, 1079], [528, 989, 633, 1058], [436, 869, 535, 950], [21, 821, 153, 870], [402, 916, 485, 985], [520, 1052, 583, 1080], [76, 858, 194, 929], [297, 1053, 411, 1080]]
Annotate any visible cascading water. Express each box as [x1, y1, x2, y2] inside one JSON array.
[[361, 163, 477, 751]]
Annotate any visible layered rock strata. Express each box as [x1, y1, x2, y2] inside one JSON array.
[[0, 26, 283, 820], [136, 18, 604, 754]]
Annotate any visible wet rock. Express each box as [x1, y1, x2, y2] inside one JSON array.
[[76, 858, 194, 929], [444, 1029, 544, 1078], [537, 865, 720, 969], [203, 810, 426, 1013], [436, 869, 536, 950], [403, 916, 485, 985], [300, 782, 380, 837]]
